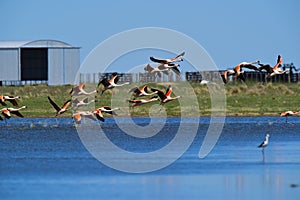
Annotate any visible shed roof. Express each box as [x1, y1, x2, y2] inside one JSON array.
[[0, 40, 78, 48]]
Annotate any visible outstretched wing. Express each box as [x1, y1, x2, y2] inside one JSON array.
[[98, 77, 110, 87], [151, 88, 165, 100], [48, 96, 61, 112], [170, 67, 180, 75], [11, 110, 24, 118], [150, 56, 168, 64], [240, 63, 260, 71], [6, 96, 18, 106], [258, 64, 273, 73], [165, 85, 172, 97]]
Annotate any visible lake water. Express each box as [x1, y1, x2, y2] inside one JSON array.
[[0, 117, 300, 199]]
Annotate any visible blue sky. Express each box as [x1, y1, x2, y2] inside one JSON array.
[[1, 0, 299, 72]]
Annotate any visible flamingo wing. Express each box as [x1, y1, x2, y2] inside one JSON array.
[[47, 96, 61, 112], [98, 77, 110, 87], [62, 100, 71, 109], [258, 64, 273, 73], [150, 56, 168, 64], [175, 51, 185, 59], [241, 64, 260, 71], [151, 88, 165, 100], [10, 110, 24, 118], [6, 96, 19, 106], [165, 85, 173, 97]]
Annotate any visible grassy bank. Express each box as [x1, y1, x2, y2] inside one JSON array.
[[1, 81, 299, 118]]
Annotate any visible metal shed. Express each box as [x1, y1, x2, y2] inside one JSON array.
[[0, 40, 80, 85]]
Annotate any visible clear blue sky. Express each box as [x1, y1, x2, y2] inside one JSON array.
[[1, 0, 299, 71]]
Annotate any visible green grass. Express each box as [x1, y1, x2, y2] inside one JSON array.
[[1, 81, 299, 118]]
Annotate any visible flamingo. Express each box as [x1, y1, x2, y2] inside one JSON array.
[[0, 95, 21, 106], [144, 63, 169, 78], [0, 106, 27, 119], [70, 83, 97, 96], [129, 85, 158, 99], [98, 74, 130, 94], [221, 60, 260, 84], [150, 51, 185, 64], [93, 106, 120, 122], [280, 110, 300, 123], [127, 96, 159, 107], [151, 85, 181, 105], [48, 96, 71, 117], [73, 111, 96, 124], [221, 70, 236, 84], [72, 97, 95, 108], [258, 55, 288, 79]]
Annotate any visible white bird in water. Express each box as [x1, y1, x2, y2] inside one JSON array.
[[258, 134, 270, 162]]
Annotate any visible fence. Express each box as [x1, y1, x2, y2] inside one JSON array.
[[1, 71, 299, 86]]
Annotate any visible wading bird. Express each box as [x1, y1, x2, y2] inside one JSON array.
[[72, 97, 95, 109], [93, 106, 120, 122], [258, 134, 270, 162], [151, 85, 181, 105], [0, 106, 27, 119], [258, 55, 288, 79], [127, 96, 159, 107], [0, 95, 21, 106], [280, 110, 300, 123], [221, 60, 260, 84], [150, 51, 185, 64], [70, 83, 97, 96], [73, 111, 96, 124], [129, 85, 158, 99], [98, 74, 130, 94], [48, 96, 71, 117]]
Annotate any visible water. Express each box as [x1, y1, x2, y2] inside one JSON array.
[[0, 117, 300, 199]]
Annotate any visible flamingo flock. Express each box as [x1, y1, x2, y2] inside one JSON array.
[[221, 55, 288, 84]]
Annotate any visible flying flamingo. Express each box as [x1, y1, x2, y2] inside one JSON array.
[[72, 97, 95, 109], [258, 134, 270, 162], [151, 85, 181, 105], [70, 83, 97, 96], [150, 51, 185, 64], [144, 63, 169, 78], [129, 85, 158, 99], [73, 111, 96, 124], [0, 106, 27, 119], [0, 95, 21, 106], [48, 96, 71, 117], [221, 60, 260, 84], [98, 74, 130, 94], [127, 96, 159, 107], [280, 110, 300, 123], [93, 106, 120, 122], [258, 55, 288, 79]]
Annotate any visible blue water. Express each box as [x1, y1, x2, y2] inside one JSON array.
[[1, 117, 300, 199]]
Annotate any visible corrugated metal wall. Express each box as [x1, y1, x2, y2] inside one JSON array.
[[0, 49, 19, 81], [48, 48, 79, 85], [64, 48, 80, 85]]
